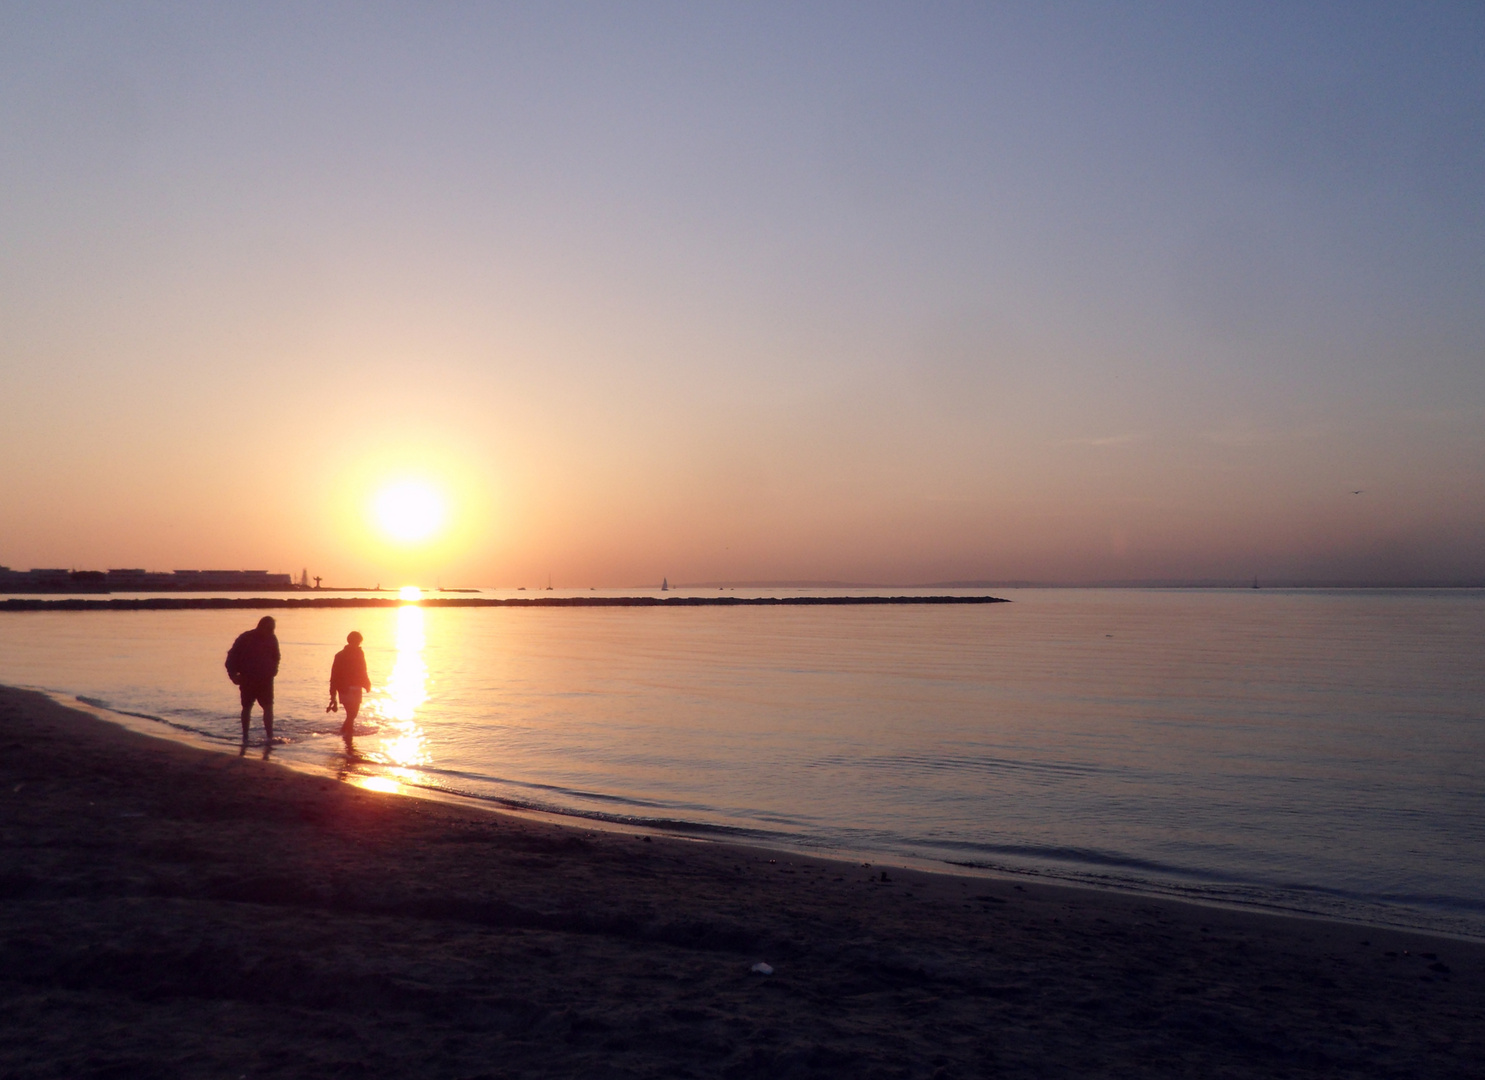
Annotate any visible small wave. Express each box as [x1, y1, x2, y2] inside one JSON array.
[[75, 696, 289, 746], [940, 851, 1485, 939], [937, 840, 1197, 877], [809, 751, 1113, 779], [362, 760, 754, 818], [369, 774, 781, 840], [374, 764, 824, 837]]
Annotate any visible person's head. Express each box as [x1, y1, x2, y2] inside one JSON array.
[[346, 631, 363, 646], [257, 616, 276, 633]]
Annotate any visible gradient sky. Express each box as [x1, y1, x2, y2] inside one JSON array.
[[3, 2, 1483, 586]]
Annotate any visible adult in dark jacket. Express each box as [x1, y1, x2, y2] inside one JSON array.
[[328, 630, 372, 740], [226, 615, 280, 743]]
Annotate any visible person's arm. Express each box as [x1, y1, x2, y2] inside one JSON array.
[[358, 651, 371, 691], [270, 636, 281, 678], [225, 637, 242, 684]]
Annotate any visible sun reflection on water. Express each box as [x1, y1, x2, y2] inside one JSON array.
[[353, 775, 403, 795], [369, 603, 430, 767]]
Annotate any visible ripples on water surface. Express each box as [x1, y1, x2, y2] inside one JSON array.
[[1, 588, 1481, 938]]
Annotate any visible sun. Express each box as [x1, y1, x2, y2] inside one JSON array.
[[373, 480, 447, 544]]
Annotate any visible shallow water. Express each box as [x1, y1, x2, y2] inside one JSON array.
[[2, 587, 1482, 938]]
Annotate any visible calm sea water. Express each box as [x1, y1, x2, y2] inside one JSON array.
[[2, 588, 1482, 938]]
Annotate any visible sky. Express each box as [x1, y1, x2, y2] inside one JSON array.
[[2, 2, 1483, 586]]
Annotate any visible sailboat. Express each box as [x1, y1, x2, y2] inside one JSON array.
[[661, 577, 669, 592]]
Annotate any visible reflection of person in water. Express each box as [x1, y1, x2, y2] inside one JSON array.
[[226, 616, 280, 743], [328, 631, 372, 740]]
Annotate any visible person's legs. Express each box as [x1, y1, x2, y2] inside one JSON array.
[[340, 688, 361, 738], [261, 683, 274, 743], [239, 680, 273, 741]]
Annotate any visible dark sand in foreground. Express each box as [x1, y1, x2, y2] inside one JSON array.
[[2, 686, 1481, 1078]]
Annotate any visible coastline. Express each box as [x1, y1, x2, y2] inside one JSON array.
[[2, 685, 1482, 1077], [44, 689, 1485, 942], [2, 594, 1008, 612]]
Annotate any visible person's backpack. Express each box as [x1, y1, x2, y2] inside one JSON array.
[[225, 634, 245, 683]]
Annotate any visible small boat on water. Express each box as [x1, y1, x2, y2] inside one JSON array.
[[662, 577, 669, 592]]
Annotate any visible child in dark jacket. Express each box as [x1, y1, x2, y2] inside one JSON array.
[[328, 631, 372, 738]]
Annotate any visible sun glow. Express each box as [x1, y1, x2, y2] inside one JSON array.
[[374, 480, 447, 544]]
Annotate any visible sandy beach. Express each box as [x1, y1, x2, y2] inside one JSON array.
[[1, 685, 1481, 1079]]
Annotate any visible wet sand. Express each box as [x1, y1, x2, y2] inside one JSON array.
[[2, 685, 1481, 1079]]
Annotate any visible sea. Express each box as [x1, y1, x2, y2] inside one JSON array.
[[2, 586, 1482, 939]]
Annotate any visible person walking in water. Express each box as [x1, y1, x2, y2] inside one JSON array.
[[226, 615, 280, 744], [328, 630, 372, 741]]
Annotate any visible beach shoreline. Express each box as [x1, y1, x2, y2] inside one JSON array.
[[2, 683, 1482, 1077], [45, 687, 1484, 946]]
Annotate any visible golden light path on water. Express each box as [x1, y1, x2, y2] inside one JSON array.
[[348, 595, 430, 794]]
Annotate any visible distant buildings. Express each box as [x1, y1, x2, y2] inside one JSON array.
[[0, 567, 294, 593]]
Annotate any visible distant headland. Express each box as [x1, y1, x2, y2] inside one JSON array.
[[0, 567, 365, 594]]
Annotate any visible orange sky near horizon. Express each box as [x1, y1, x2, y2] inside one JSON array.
[[3, 6, 1483, 587]]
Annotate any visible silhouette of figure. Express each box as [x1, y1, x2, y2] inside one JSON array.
[[226, 615, 280, 743], [328, 630, 372, 740]]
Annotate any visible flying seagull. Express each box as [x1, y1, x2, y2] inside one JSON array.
[[1351, 490, 1364, 495]]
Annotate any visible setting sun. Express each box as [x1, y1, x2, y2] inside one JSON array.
[[373, 481, 447, 544]]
